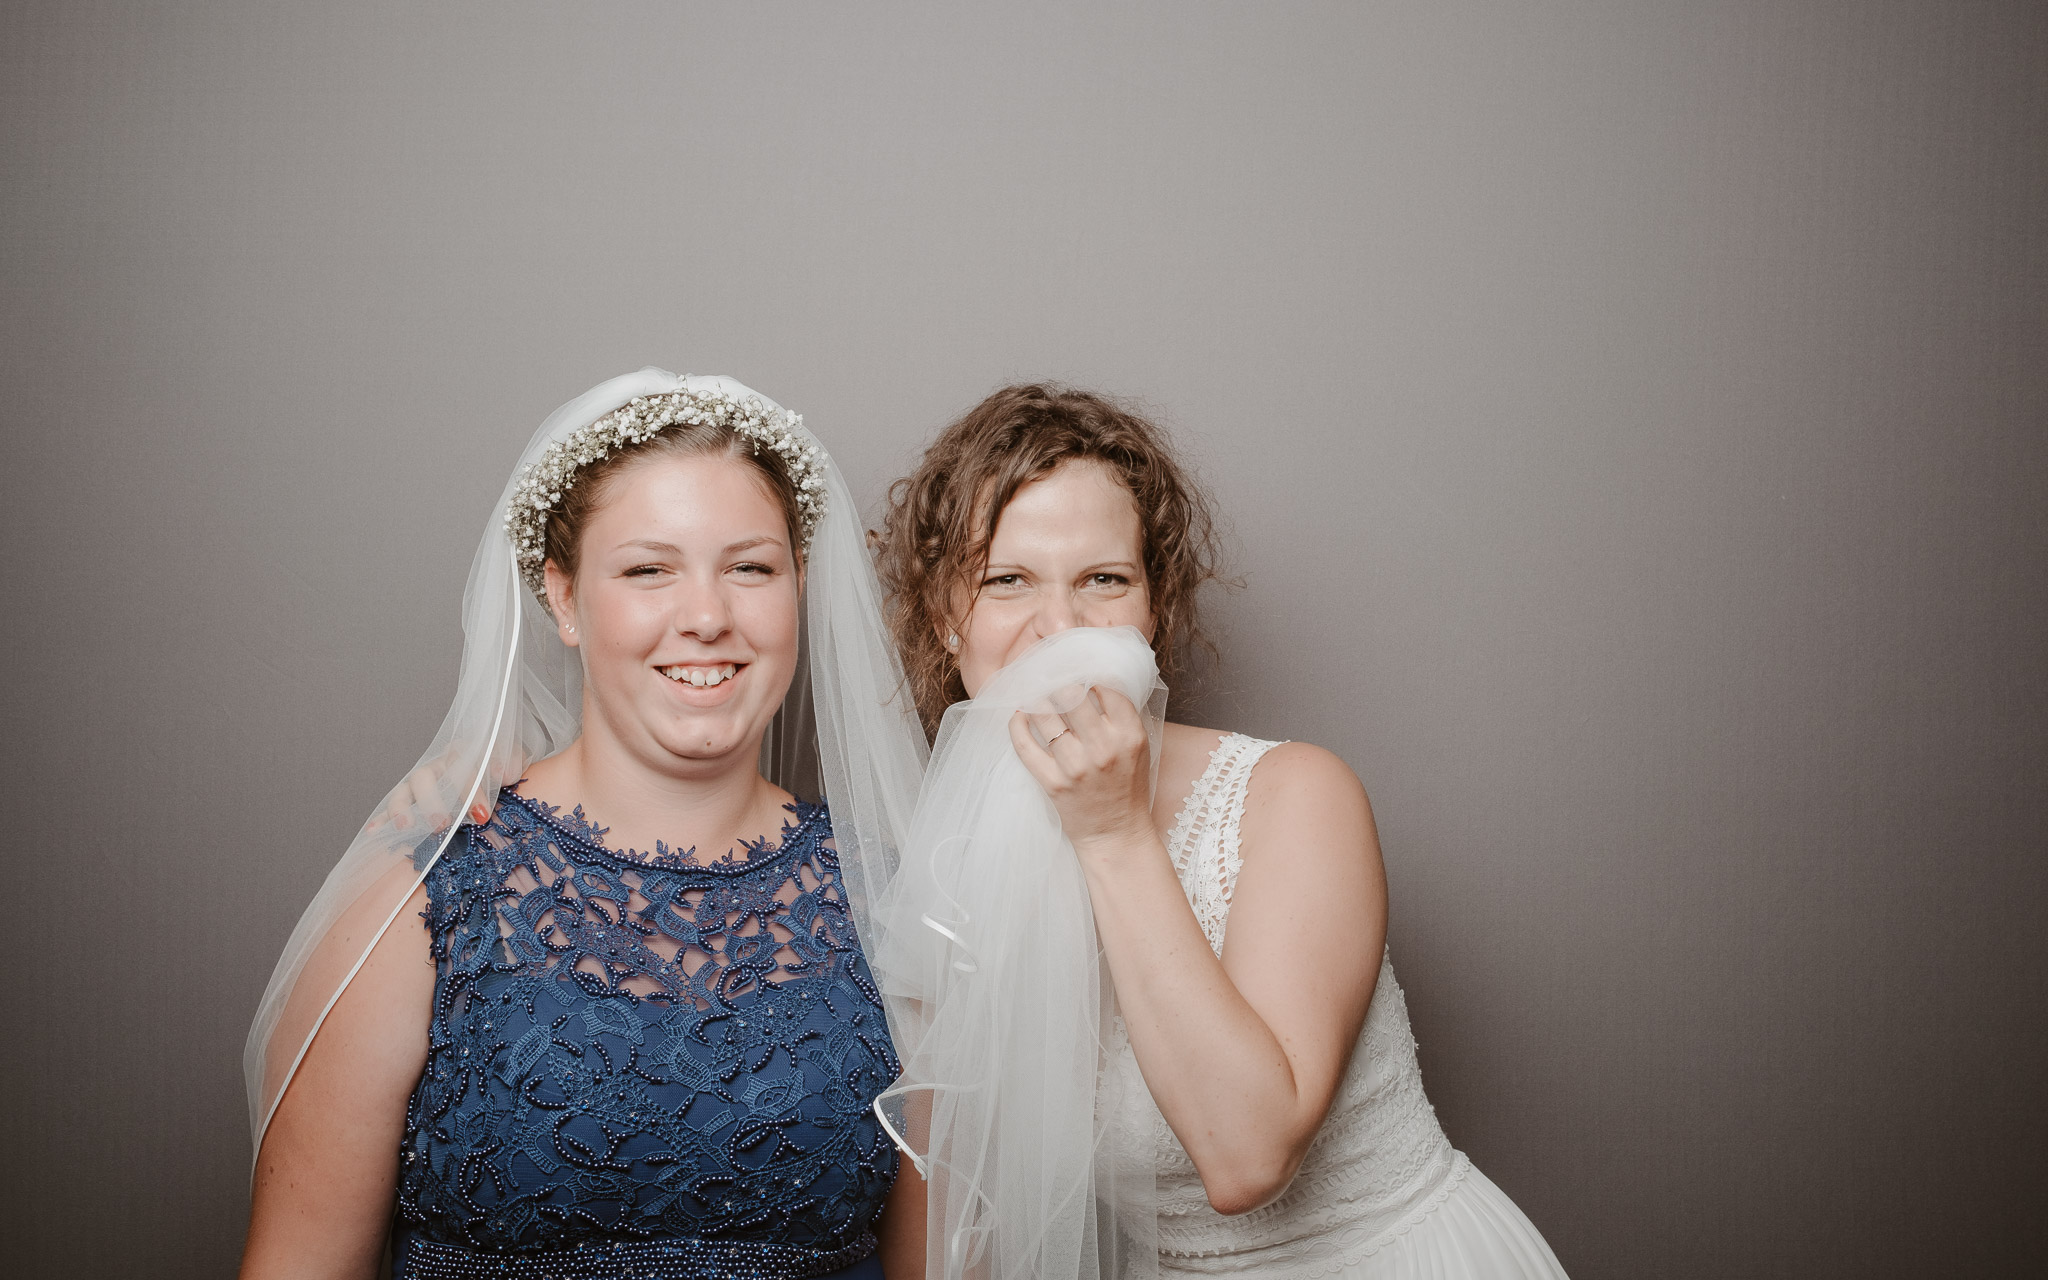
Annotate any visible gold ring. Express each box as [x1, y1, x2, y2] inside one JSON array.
[[1046, 729, 1069, 746]]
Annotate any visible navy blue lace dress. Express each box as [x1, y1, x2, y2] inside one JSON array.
[[391, 789, 900, 1280]]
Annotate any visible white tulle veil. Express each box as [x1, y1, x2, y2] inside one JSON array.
[[243, 368, 928, 1158], [870, 625, 1169, 1280]]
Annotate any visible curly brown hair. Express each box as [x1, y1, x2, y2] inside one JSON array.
[[875, 384, 1224, 733]]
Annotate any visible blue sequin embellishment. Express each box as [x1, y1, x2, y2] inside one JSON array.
[[393, 790, 899, 1278]]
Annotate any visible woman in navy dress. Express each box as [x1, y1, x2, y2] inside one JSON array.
[[241, 372, 930, 1280]]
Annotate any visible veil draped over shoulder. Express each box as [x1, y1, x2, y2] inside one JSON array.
[[244, 369, 928, 1158], [870, 625, 1169, 1280]]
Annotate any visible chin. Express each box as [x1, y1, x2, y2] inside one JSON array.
[[656, 728, 739, 760], [652, 718, 761, 764]]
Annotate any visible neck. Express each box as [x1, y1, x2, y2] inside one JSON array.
[[521, 726, 787, 861]]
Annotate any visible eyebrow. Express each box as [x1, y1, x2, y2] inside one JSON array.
[[980, 560, 1143, 576], [615, 536, 788, 556]]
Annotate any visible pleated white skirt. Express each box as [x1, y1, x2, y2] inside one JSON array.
[[1158, 1153, 1569, 1279]]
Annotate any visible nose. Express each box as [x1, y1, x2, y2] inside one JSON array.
[[673, 573, 734, 644], [1033, 590, 1079, 638]]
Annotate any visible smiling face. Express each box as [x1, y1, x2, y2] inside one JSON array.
[[950, 457, 1158, 697], [543, 451, 800, 775]]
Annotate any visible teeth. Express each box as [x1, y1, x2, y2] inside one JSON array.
[[663, 663, 737, 687]]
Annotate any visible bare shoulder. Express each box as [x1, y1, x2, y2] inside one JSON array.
[[1160, 720, 1227, 763], [1240, 740, 1381, 866], [1248, 740, 1371, 807], [1224, 739, 1388, 966]]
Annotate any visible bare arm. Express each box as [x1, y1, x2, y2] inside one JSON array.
[[1011, 696, 1386, 1216], [874, 1150, 930, 1279], [239, 874, 435, 1279]]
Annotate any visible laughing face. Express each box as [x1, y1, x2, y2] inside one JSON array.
[[542, 450, 801, 774], [951, 457, 1158, 698]]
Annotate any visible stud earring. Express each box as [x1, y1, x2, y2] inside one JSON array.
[[946, 632, 959, 651]]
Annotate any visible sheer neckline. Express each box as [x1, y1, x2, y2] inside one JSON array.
[[497, 785, 827, 875]]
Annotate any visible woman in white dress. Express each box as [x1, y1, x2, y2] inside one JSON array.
[[869, 384, 1569, 1279]]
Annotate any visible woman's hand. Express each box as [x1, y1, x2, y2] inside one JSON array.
[[366, 748, 520, 834], [1007, 684, 1155, 855]]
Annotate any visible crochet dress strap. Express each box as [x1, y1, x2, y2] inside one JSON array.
[[1164, 733, 1285, 953]]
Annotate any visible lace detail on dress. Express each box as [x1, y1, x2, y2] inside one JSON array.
[[1165, 733, 1277, 954], [394, 789, 898, 1266], [1121, 734, 1467, 1273]]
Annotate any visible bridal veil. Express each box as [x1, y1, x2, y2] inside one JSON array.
[[872, 625, 1170, 1280], [243, 369, 929, 1160]]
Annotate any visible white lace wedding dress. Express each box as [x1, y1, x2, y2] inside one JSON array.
[[1109, 734, 1570, 1278]]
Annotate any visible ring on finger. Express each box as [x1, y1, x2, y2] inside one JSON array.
[[1046, 728, 1070, 746]]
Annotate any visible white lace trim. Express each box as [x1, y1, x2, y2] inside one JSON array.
[[1157, 1153, 1476, 1276], [1303, 1153, 1472, 1270], [1159, 738, 1217, 876], [1167, 733, 1280, 955]]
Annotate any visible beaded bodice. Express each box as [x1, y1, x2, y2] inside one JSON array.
[[394, 789, 899, 1272], [1113, 734, 1465, 1273]]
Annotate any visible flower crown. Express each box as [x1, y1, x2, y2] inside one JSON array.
[[505, 386, 827, 609]]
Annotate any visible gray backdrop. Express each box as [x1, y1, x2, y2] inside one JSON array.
[[3, 2, 2042, 1276]]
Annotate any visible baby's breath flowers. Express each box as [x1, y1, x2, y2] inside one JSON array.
[[505, 386, 826, 609]]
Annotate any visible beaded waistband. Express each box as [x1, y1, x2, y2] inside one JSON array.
[[393, 1231, 878, 1280]]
